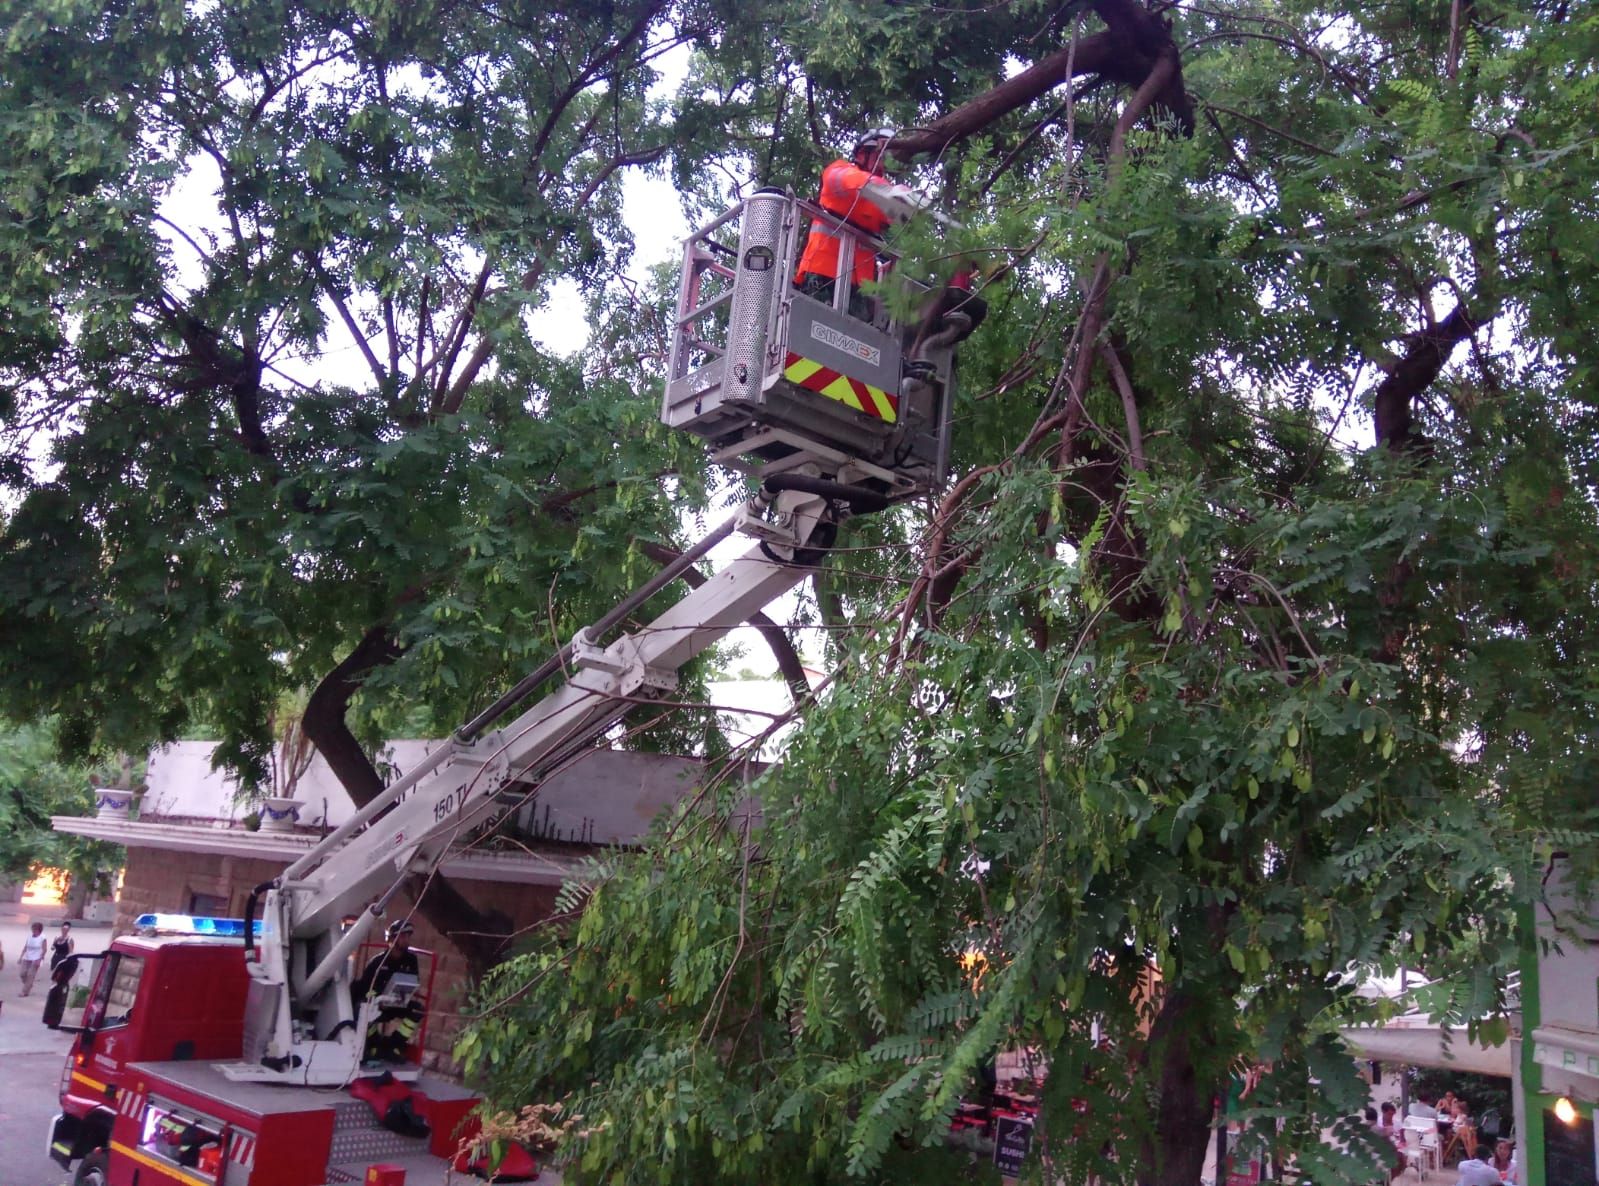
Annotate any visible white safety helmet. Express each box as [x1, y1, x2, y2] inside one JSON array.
[[852, 127, 895, 156], [385, 919, 415, 943]]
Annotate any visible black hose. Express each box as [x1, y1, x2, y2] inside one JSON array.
[[762, 472, 890, 515], [242, 881, 273, 954]]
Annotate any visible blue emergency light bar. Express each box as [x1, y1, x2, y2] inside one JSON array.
[[134, 912, 253, 938]]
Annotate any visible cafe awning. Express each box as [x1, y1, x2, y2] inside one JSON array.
[[1340, 1019, 1515, 1078]]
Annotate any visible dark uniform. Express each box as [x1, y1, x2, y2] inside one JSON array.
[[353, 922, 424, 1063]]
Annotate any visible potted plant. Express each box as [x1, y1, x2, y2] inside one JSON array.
[[90, 773, 135, 819], [90, 754, 147, 820], [93, 787, 135, 818], [259, 704, 317, 832], [259, 795, 301, 831]]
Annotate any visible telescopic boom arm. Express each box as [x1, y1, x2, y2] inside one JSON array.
[[234, 477, 859, 1085], [230, 185, 962, 1086]]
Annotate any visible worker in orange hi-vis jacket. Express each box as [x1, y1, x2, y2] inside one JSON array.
[[793, 127, 927, 320]]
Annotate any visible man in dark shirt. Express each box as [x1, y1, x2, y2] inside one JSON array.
[[353, 920, 424, 1063]]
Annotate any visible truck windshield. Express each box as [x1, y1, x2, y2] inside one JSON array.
[[80, 953, 144, 1031]]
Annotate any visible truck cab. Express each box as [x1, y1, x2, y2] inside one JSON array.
[[52, 923, 251, 1177]]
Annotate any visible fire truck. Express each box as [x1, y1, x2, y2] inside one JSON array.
[[47, 186, 971, 1186]]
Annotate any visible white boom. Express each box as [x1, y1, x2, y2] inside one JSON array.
[[224, 188, 967, 1087], [228, 477, 859, 1085]]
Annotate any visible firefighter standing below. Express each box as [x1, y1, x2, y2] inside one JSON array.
[[793, 127, 904, 321], [353, 920, 424, 1063]]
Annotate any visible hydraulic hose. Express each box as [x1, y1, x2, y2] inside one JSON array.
[[242, 881, 272, 955], [762, 472, 890, 515]]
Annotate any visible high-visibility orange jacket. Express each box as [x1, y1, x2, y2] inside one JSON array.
[[794, 159, 893, 287]]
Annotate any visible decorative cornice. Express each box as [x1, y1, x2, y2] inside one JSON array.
[[51, 816, 585, 886]]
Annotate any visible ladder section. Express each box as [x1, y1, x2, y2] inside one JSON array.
[[282, 484, 840, 944]]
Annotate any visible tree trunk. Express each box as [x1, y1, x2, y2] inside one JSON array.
[[1372, 300, 1483, 453], [1139, 988, 1220, 1186], [302, 623, 508, 974], [1370, 297, 1491, 662], [301, 625, 399, 804], [63, 871, 93, 920]]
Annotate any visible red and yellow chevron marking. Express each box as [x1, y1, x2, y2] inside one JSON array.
[[783, 352, 898, 423]]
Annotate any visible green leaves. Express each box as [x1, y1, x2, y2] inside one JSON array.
[[463, 417, 1584, 1179], [0, 717, 124, 886], [5, 0, 1597, 1182], [0, 0, 727, 761]]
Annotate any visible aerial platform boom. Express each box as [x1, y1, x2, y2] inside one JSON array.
[[234, 189, 966, 1086]]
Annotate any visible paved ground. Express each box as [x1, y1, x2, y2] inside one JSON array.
[[0, 905, 108, 1186]]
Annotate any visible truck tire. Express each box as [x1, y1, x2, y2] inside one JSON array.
[[72, 1150, 108, 1186]]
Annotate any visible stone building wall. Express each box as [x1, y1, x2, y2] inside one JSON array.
[[113, 848, 286, 932]]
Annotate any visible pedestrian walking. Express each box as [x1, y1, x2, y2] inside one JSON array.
[[19, 922, 46, 995], [49, 920, 75, 971]]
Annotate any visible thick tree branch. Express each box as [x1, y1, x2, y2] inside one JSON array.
[[413, 275, 431, 390], [300, 620, 506, 973], [1059, 259, 1115, 460], [301, 624, 403, 805], [891, 33, 1118, 157], [431, 260, 493, 410], [313, 261, 387, 387], [1368, 296, 1493, 667], [1059, 47, 1175, 457], [156, 296, 277, 474], [889, 461, 1003, 663], [528, 0, 669, 166], [1371, 300, 1486, 452], [1100, 344, 1147, 471], [890, 0, 1193, 160], [436, 143, 669, 415], [382, 292, 400, 380], [1109, 45, 1180, 175]]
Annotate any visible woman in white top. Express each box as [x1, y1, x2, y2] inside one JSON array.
[[1490, 1139, 1516, 1183], [18, 922, 47, 995]]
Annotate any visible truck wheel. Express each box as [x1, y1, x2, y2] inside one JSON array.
[[72, 1150, 108, 1186]]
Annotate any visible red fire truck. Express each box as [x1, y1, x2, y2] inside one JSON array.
[[48, 915, 475, 1186], [44, 188, 968, 1186]]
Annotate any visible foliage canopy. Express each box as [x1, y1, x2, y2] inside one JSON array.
[[461, 0, 1599, 1183], [3, 0, 1599, 1181], [0, 718, 125, 898]]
